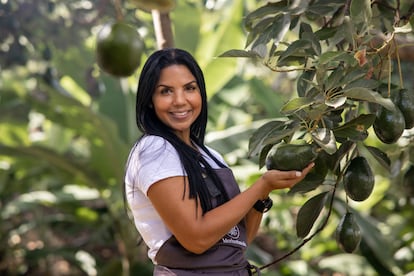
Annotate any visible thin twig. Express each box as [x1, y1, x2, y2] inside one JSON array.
[[258, 145, 355, 272], [259, 186, 338, 271], [114, 0, 123, 21]]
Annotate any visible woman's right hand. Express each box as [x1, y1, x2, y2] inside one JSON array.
[[259, 162, 315, 197]]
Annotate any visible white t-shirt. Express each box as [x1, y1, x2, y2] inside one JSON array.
[[124, 135, 226, 263]]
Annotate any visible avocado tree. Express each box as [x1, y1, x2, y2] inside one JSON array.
[[221, 0, 414, 274]]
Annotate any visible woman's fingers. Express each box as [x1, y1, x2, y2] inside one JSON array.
[[302, 162, 315, 174], [264, 162, 315, 189], [271, 162, 315, 179]]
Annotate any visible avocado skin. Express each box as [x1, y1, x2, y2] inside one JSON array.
[[373, 105, 405, 144], [343, 156, 374, 202], [266, 143, 317, 171], [403, 165, 414, 197], [336, 212, 361, 253], [393, 89, 414, 129]]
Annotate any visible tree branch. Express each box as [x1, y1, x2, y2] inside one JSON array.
[[258, 188, 336, 271]]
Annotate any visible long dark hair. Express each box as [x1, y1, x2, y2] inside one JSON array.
[[134, 48, 228, 214]]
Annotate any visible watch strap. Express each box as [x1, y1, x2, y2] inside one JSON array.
[[253, 197, 273, 213]]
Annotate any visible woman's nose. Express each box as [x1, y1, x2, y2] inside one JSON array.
[[173, 90, 186, 105]]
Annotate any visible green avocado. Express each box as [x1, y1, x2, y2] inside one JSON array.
[[373, 104, 405, 144], [266, 143, 318, 171], [393, 89, 414, 129], [336, 212, 361, 253], [96, 22, 144, 77], [403, 165, 414, 197], [343, 156, 374, 202]]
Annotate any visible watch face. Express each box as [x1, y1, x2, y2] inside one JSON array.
[[263, 198, 273, 213]]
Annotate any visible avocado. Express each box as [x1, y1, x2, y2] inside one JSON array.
[[266, 143, 318, 171], [343, 156, 374, 202], [336, 212, 361, 253]]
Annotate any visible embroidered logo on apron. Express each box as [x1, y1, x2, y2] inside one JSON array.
[[227, 225, 240, 239], [221, 225, 247, 248]]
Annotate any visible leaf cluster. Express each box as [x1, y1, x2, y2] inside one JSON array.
[[222, 0, 414, 273]]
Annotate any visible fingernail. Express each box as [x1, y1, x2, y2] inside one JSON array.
[[295, 171, 302, 177]]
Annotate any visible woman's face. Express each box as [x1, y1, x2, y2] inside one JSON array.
[[152, 64, 202, 143]]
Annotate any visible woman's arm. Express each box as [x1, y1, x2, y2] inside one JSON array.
[[147, 163, 314, 254], [245, 209, 263, 244]]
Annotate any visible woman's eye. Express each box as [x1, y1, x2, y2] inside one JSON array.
[[185, 85, 197, 91], [160, 88, 172, 95]]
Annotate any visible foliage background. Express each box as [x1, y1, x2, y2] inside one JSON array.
[[0, 0, 413, 275]]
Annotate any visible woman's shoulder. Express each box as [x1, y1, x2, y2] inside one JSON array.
[[127, 135, 177, 164], [139, 134, 168, 146], [137, 135, 174, 152]]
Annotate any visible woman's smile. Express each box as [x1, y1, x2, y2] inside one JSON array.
[[170, 110, 192, 118]]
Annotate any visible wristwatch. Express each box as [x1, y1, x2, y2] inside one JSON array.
[[253, 197, 273, 213]]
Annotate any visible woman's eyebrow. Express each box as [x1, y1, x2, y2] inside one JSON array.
[[156, 80, 197, 88], [156, 84, 171, 89]]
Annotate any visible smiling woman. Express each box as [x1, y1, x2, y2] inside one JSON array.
[[152, 65, 202, 143], [123, 48, 314, 275]]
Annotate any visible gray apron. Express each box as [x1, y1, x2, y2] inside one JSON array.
[[153, 168, 256, 275]]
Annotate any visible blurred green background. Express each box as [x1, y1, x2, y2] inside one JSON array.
[[1, 0, 413, 275]]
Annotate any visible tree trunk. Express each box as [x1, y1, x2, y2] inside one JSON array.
[[152, 11, 174, 49]]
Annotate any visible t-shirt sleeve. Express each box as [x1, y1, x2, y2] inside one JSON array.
[[125, 136, 186, 196]]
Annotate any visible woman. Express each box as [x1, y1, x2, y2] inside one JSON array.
[[124, 48, 314, 275]]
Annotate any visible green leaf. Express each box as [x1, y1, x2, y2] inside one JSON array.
[[318, 51, 347, 65], [342, 87, 395, 110], [251, 13, 291, 49], [258, 143, 274, 169], [307, 0, 345, 16], [315, 26, 339, 41], [325, 67, 346, 92], [271, 13, 291, 46], [197, 0, 245, 97], [311, 128, 337, 154], [218, 49, 261, 58], [288, 177, 324, 195], [296, 191, 329, 238], [344, 78, 380, 90], [0, 121, 30, 146], [173, 1, 201, 52], [365, 146, 391, 172], [0, 145, 107, 188], [248, 120, 292, 157], [350, 0, 372, 33], [245, 17, 275, 47], [277, 39, 312, 64], [330, 141, 355, 173], [333, 114, 376, 139], [301, 31, 321, 56], [244, 1, 289, 27], [297, 70, 315, 97], [350, 0, 372, 23], [281, 97, 315, 114]]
